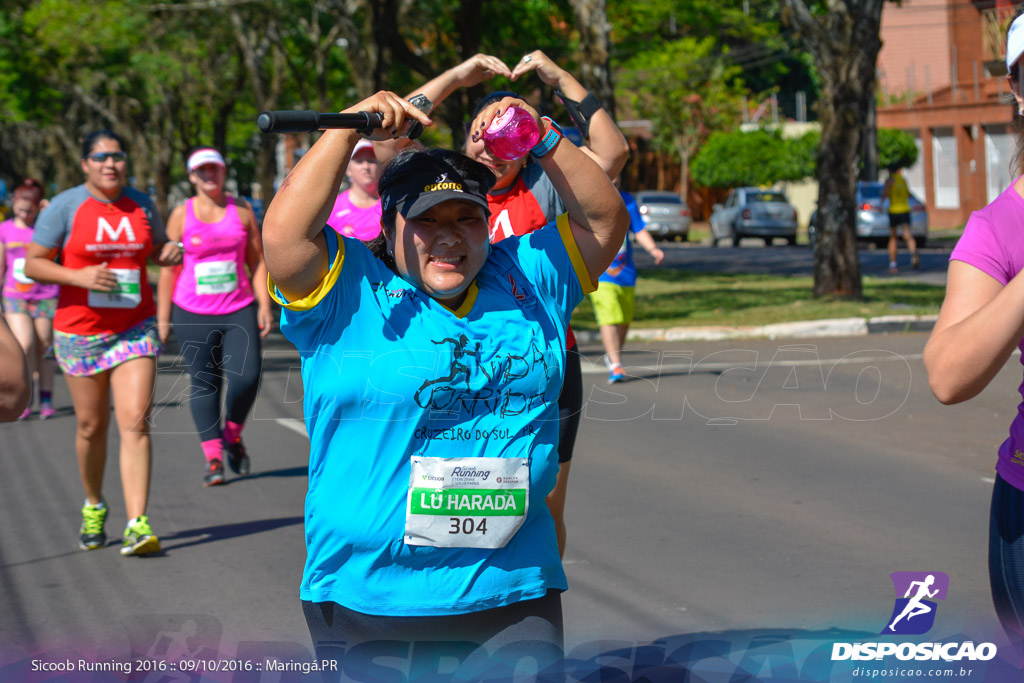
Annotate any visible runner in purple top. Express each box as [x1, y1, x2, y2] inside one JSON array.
[[0, 179, 59, 419], [326, 139, 382, 241], [924, 7, 1024, 662]]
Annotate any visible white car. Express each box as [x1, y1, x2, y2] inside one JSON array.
[[807, 181, 929, 247], [710, 187, 799, 247], [634, 191, 692, 241]]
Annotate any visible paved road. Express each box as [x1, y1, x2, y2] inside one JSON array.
[[0, 332, 1017, 680]]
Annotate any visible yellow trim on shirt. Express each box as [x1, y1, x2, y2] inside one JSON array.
[[267, 232, 345, 311], [440, 282, 479, 319], [556, 213, 596, 295]]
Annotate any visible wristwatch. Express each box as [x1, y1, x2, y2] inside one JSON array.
[[406, 94, 433, 140], [530, 117, 563, 159]]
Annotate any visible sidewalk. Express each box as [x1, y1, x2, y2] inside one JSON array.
[[572, 314, 939, 343]]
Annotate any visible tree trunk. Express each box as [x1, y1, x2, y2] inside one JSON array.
[[231, 9, 284, 206], [814, 101, 863, 298], [448, 0, 484, 151], [679, 152, 689, 201], [258, 134, 277, 212], [863, 95, 878, 181], [781, 0, 885, 299], [568, 0, 615, 118]]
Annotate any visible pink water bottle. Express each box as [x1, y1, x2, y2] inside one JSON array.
[[482, 106, 540, 160]]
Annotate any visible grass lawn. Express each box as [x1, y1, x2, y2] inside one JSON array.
[[570, 269, 945, 331]]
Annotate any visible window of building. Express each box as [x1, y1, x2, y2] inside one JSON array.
[[985, 124, 1013, 204], [904, 131, 926, 202], [932, 128, 960, 209]]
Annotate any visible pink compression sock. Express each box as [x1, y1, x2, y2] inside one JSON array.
[[201, 439, 224, 463], [222, 421, 244, 444]]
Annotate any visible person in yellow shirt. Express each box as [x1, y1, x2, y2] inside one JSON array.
[[882, 165, 919, 274]]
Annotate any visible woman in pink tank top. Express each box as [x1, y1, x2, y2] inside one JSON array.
[[0, 179, 59, 420], [926, 10, 1024, 661], [326, 139, 382, 240], [157, 148, 273, 486]]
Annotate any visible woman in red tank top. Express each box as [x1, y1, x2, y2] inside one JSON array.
[[24, 130, 182, 557], [396, 52, 630, 557]]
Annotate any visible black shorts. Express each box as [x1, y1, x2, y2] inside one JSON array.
[[302, 590, 564, 680], [557, 343, 583, 463], [889, 212, 910, 228]]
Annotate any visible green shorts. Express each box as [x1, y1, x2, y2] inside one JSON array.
[[590, 281, 635, 326]]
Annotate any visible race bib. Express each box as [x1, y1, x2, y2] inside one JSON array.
[[405, 456, 529, 549], [194, 260, 238, 295], [12, 258, 35, 285], [88, 268, 141, 309]]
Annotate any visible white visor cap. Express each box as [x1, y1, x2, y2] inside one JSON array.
[[351, 139, 376, 157], [187, 148, 226, 172], [1008, 14, 1024, 74]]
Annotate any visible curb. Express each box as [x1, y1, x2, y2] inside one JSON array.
[[572, 315, 938, 344]]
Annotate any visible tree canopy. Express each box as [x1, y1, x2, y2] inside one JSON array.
[[1, 0, 822, 217], [692, 129, 806, 189], [611, 0, 817, 196], [692, 126, 917, 190], [0, 0, 587, 211]]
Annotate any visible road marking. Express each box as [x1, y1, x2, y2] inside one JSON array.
[[981, 477, 995, 485], [582, 353, 925, 375], [276, 418, 308, 438]]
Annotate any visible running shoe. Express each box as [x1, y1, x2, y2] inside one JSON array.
[[224, 438, 251, 476], [18, 407, 30, 420], [608, 367, 626, 384], [204, 458, 225, 486], [120, 515, 160, 556], [39, 403, 56, 420], [79, 499, 108, 550]]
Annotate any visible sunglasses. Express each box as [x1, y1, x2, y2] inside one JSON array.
[[86, 151, 127, 163]]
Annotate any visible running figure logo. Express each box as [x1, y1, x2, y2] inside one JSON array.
[[882, 571, 949, 635]]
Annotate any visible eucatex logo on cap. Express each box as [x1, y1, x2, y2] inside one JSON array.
[[831, 571, 996, 663], [423, 173, 463, 193]]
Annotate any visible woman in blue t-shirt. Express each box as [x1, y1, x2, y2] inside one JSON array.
[[262, 90, 627, 670]]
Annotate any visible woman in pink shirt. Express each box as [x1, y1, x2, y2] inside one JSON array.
[[157, 148, 273, 486], [925, 8, 1024, 663], [0, 179, 59, 419], [326, 139, 382, 241]]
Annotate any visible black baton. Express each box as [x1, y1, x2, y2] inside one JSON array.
[[257, 110, 425, 139]]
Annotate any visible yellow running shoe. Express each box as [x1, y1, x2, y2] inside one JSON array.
[[79, 499, 108, 550], [121, 515, 161, 556]]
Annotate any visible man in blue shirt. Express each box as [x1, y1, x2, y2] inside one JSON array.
[[590, 180, 664, 383]]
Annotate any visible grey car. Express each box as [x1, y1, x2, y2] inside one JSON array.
[[710, 187, 799, 247], [634, 191, 692, 241], [808, 181, 929, 248]]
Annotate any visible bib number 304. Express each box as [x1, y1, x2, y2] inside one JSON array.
[[450, 517, 488, 535], [405, 456, 528, 549]]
